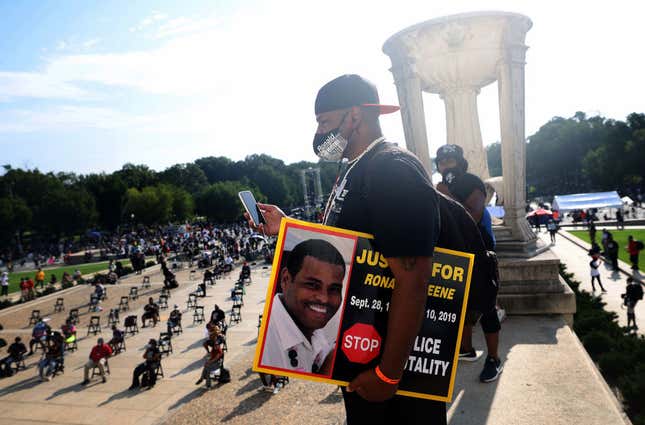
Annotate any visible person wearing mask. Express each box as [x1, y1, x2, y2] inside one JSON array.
[[435, 144, 503, 383], [0, 337, 27, 376], [627, 235, 643, 271], [246, 75, 443, 424], [195, 325, 226, 389]]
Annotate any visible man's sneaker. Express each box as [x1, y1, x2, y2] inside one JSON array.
[[81, 380, 90, 386], [102, 376, 107, 383], [459, 349, 482, 362], [480, 356, 504, 383], [195, 378, 203, 386]]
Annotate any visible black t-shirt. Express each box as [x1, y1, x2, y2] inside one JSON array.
[[323, 141, 440, 258], [435, 193, 498, 312], [446, 172, 486, 205], [9, 342, 26, 357], [445, 172, 494, 251]]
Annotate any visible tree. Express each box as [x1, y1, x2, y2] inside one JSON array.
[[486, 142, 502, 177], [165, 185, 194, 221], [123, 186, 173, 225], [0, 196, 32, 245], [195, 181, 264, 222], [195, 156, 236, 183], [159, 163, 208, 194], [81, 173, 127, 230], [114, 163, 158, 189]]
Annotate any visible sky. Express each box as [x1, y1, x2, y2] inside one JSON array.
[[0, 0, 643, 175]]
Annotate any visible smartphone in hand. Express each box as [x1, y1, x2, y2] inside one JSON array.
[[238, 190, 266, 227]]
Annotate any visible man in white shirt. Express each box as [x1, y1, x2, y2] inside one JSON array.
[[261, 239, 345, 375]]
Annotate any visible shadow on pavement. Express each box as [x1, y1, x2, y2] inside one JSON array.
[[235, 377, 261, 396], [171, 357, 204, 377], [221, 390, 272, 422], [319, 387, 343, 404], [169, 387, 211, 410], [238, 367, 255, 381], [0, 375, 42, 397], [448, 316, 559, 425], [181, 339, 206, 353], [98, 387, 138, 406], [47, 382, 84, 400]]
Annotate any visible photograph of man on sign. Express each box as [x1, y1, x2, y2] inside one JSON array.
[[259, 230, 354, 377]]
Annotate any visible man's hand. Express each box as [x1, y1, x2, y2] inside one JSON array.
[[244, 203, 286, 236], [347, 369, 398, 402]]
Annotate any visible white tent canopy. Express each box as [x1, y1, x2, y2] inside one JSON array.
[[552, 191, 623, 212]]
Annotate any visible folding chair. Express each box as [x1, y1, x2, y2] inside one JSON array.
[[28, 310, 41, 326], [193, 306, 205, 324], [89, 295, 100, 312], [68, 309, 79, 325], [158, 332, 173, 357], [52, 356, 65, 377], [124, 315, 139, 336], [91, 359, 111, 379], [112, 338, 126, 354], [65, 333, 78, 352], [154, 362, 164, 379], [232, 288, 244, 306], [161, 288, 171, 299], [108, 308, 120, 327], [229, 305, 242, 325], [170, 319, 183, 336], [158, 295, 168, 309], [100, 288, 107, 301], [129, 287, 139, 301], [142, 276, 151, 289], [119, 296, 130, 312], [13, 356, 26, 373], [194, 284, 205, 297], [54, 298, 65, 313], [87, 316, 102, 335], [186, 293, 197, 310]]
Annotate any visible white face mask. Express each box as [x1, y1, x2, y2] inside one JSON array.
[[313, 131, 349, 162], [312, 112, 350, 162]]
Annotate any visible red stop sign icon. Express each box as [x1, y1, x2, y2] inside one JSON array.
[[341, 323, 382, 364]]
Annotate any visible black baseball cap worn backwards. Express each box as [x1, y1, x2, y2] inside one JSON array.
[[315, 74, 400, 115]]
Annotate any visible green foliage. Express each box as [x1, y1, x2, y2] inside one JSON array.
[[123, 185, 173, 225], [159, 163, 208, 194], [486, 112, 644, 197], [195, 181, 264, 222], [485, 142, 502, 177]]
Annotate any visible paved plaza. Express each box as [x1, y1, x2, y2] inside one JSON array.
[[543, 229, 644, 335], [0, 252, 631, 425], [0, 262, 272, 425]]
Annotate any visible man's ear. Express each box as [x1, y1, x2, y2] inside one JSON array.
[[279, 267, 291, 293], [350, 106, 362, 130]]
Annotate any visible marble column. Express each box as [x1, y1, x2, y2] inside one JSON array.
[[498, 43, 535, 242], [386, 50, 432, 175], [441, 87, 490, 180]]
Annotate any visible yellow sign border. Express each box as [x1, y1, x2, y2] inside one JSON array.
[[252, 217, 474, 402]]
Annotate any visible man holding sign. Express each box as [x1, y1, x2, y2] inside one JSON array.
[[247, 75, 444, 425]]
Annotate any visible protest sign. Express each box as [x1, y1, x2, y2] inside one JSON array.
[[253, 218, 473, 402]]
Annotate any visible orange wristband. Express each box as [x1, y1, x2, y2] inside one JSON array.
[[374, 365, 400, 385]]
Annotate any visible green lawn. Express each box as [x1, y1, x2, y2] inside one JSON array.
[[5, 259, 143, 294], [569, 229, 645, 265]]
